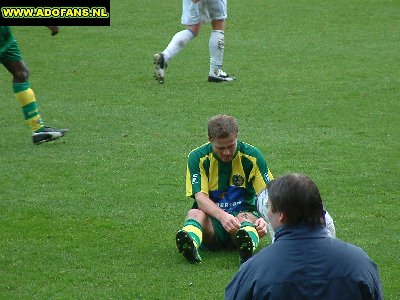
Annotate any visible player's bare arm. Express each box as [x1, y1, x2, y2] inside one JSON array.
[[195, 192, 241, 233]]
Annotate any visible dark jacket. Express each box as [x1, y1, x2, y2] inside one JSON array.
[[225, 225, 383, 300]]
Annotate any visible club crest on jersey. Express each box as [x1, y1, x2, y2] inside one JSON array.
[[232, 174, 244, 186]]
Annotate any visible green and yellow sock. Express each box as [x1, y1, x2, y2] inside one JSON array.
[[240, 221, 259, 249], [182, 219, 203, 249], [14, 82, 44, 132]]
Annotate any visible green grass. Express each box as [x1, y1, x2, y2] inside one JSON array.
[[1, 0, 399, 298]]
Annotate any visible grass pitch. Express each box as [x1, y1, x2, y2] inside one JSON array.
[[0, 0, 399, 298]]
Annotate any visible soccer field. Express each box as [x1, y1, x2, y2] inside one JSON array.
[[0, 0, 399, 298]]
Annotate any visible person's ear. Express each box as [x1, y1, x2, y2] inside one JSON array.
[[278, 212, 287, 224]]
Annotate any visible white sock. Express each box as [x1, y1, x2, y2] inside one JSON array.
[[209, 30, 224, 74], [163, 29, 195, 62]]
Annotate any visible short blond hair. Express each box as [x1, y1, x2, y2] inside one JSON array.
[[207, 115, 238, 140]]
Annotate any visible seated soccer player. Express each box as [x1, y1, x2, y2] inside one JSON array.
[[176, 115, 272, 264]]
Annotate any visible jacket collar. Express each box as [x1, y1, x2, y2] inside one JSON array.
[[274, 224, 330, 241]]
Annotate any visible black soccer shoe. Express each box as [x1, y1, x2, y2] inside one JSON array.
[[32, 126, 68, 145], [236, 228, 254, 264], [176, 230, 202, 263]]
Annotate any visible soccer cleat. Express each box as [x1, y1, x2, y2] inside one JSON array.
[[176, 230, 202, 263], [153, 53, 167, 84], [32, 127, 68, 145], [208, 69, 236, 82], [236, 228, 254, 264]]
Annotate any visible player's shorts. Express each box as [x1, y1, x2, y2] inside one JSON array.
[[201, 210, 260, 250], [0, 40, 23, 64], [181, 0, 227, 25], [207, 216, 234, 249]]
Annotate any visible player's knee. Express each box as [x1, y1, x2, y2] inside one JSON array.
[[211, 19, 225, 31], [13, 68, 29, 82], [236, 212, 256, 223], [186, 25, 201, 37], [186, 208, 207, 221]]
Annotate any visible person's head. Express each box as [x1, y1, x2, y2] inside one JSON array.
[[267, 173, 324, 231], [208, 115, 238, 163]]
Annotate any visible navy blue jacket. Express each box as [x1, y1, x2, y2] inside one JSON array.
[[225, 225, 382, 300]]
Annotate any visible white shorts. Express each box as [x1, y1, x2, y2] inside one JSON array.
[[181, 0, 227, 25]]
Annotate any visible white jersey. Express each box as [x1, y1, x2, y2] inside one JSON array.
[[181, 0, 227, 25]]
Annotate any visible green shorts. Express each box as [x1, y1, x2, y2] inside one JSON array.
[[0, 40, 23, 64], [201, 210, 260, 250]]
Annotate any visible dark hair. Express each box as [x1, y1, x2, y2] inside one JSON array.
[[208, 115, 238, 140], [267, 173, 324, 226]]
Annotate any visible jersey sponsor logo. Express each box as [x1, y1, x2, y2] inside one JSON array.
[[216, 200, 243, 210], [210, 186, 247, 213], [232, 174, 244, 186]]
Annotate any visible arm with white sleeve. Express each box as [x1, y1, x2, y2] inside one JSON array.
[[256, 188, 336, 241]]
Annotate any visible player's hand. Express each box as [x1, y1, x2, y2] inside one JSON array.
[[254, 217, 268, 238], [220, 213, 241, 234], [47, 26, 59, 36]]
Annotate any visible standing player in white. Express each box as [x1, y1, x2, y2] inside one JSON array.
[[153, 0, 236, 83]]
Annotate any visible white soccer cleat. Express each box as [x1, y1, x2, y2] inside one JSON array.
[[208, 69, 236, 82]]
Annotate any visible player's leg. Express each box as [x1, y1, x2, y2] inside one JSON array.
[[176, 208, 214, 263], [3, 41, 67, 144], [234, 212, 260, 264], [3, 59, 43, 132], [207, 0, 235, 82], [163, 23, 199, 63], [153, 27, 197, 84], [153, 0, 200, 83]]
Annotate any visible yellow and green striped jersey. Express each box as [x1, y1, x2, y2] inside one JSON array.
[[186, 141, 273, 214]]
